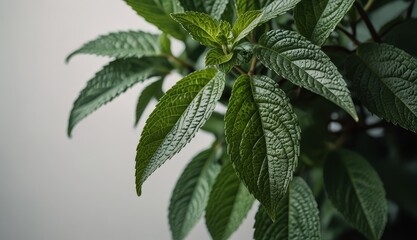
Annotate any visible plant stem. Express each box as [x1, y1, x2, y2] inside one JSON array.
[[234, 66, 246, 75], [354, 0, 382, 43], [167, 54, 195, 71], [336, 26, 361, 46], [364, 0, 375, 11], [248, 57, 257, 76]]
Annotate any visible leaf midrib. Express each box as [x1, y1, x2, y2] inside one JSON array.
[[342, 158, 377, 239], [179, 150, 216, 237], [249, 78, 293, 211], [141, 76, 219, 183], [249, 79, 275, 208], [175, 16, 219, 46], [220, 183, 242, 240], [356, 55, 417, 119], [308, 0, 329, 40], [256, 44, 343, 104]]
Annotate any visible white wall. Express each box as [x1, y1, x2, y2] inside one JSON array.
[[0, 1, 255, 239]]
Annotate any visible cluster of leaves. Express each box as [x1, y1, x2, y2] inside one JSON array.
[[67, 0, 417, 239]]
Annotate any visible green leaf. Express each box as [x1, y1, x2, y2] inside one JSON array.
[[159, 33, 172, 55], [68, 57, 170, 136], [383, 19, 417, 57], [294, 0, 354, 46], [134, 78, 164, 126], [171, 12, 221, 47], [205, 48, 233, 66], [179, 0, 205, 12], [66, 31, 161, 62], [232, 10, 263, 43], [225, 75, 300, 220], [220, 0, 237, 24], [135, 69, 225, 195], [205, 162, 255, 240], [216, 20, 233, 46], [345, 43, 417, 133], [323, 149, 387, 240], [125, 0, 186, 40], [236, 0, 258, 15], [216, 42, 254, 73], [261, 0, 301, 23], [204, 0, 229, 20], [179, 0, 229, 20], [169, 147, 222, 240], [254, 177, 321, 240], [254, 29, 358, 121]]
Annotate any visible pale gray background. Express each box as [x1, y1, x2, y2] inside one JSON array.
[[0, 0, 256, 239]]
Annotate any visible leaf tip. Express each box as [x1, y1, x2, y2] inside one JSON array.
[[351, 111, 359, 122], [65, 52, 76, 64], [136, 185, 143, 197], [264, 207, 277, 222], [67, 125, 73, 138]]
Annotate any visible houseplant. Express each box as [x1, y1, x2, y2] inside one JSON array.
[[67, 0, 417, 239]]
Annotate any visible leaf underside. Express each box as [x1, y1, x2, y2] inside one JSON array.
[[225, 75, 300, 220], [324, 149, 387, 240], [68, 57, 170, 136], [66, 31, 161, 62], [255, 29, 358, 121], [254, 177, 321, 240], [135, 68, 225, 195]]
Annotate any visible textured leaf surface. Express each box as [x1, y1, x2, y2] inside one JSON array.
[[171, 12, 221, 47], [179, 0, 205, 12], [236, 0, 258, 15], [135, 69, 225, 195], [254, 177, 321, 240], [324, 149, 387, 240], [294, 0, 354, 46], [232, 10, 263, 43], [134, 78, 164, 126], [205, 163, 255, 240], [225, 75, 300, 220], [255, 29, 358, 121], [169, 148, 222, 240], [125, 0, 186, 40], [346, 43, 417, 133], [178, 0, 229, 19], [204, 0, 229, 20], [261, 0, 301, 23], [205, 48, 233, 66], [66, 31, 161, 62], [68, 57, 170, 136]]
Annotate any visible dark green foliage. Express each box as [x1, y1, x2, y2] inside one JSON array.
[[225, 75, 300, 220], [324, 150, 387, 240], [169, 147, 222, 240], [254, 177, 321, 240], [67, 0, 417, 239], [205, 162, 254, 240]]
